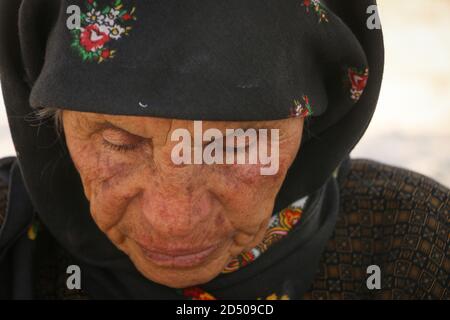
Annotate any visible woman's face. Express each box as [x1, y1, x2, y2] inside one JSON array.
[[63, 111, 304, 288]]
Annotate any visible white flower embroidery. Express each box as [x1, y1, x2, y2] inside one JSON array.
[[98, 24, 111, 35], [108, 24, 125, 40], [104, 9, 120, 26], [86, 9, 105, 25]]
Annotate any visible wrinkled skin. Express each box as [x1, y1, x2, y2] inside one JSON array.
[[63, 111, 304, 288]]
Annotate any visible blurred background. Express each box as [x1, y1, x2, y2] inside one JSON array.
[[0, 0, 449, 186], [351, 0, 450, 186]]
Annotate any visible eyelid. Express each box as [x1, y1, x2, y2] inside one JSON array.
[[103, 125, 144, 139], [101, 127, 146, 152]]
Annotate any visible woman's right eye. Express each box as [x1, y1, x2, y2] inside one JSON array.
[[101, 128, 145, 153]]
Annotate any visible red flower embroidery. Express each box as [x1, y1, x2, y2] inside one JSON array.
[[283, 209, 302, 227], [122, 13, 132, 21], [291, 95, 313, 118], [80, 24, 110, 52], [301, 0, 328, 23], [101, 48, 113, 59], [348, 67, 369, 102]]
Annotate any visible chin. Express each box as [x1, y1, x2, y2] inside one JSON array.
[[123, 245, 227, 289]]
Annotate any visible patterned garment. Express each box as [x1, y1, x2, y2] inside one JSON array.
[[0, 159, 448, 299], [304, 160, 449, 300], [222, 206, 304, 274], [181, 205, 305, 300]]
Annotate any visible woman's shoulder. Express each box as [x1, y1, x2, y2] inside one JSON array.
[[0, 157, 87, 299], [339, 158, 448, 233], [341, 158, 449, 201], [305, 158, 449, 300]]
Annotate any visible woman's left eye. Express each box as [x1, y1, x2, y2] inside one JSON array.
[[101, 128, 144, 153]]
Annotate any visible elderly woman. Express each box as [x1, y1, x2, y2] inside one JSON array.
[[0, 0, 448, 300]]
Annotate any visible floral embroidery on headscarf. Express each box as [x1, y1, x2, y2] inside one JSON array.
[[179, 201, 306, 300], [70, 0, 136, 63], [223, 207, 303, 273], [291, 95, 313, 118], [348, 67, 370, 102], [301, 0, 329, 23]]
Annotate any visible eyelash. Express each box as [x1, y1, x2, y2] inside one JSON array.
[[101, 139, 141, 153]]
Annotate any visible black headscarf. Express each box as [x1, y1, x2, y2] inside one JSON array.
[[0, 0, 384, 299]]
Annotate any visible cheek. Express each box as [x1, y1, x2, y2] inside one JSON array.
[[209, 137, 299, 229], [215, 141, 296, 198], [66, 138, 146, 231], [208, 163, 288, 231]]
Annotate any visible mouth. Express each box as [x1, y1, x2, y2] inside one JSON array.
[[136, 243, 219, 268]]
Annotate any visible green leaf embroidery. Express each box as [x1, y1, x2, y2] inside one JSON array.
[[102, 6, 111, 15]]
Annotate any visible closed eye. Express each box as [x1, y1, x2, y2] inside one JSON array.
[[101, 127, 146, 153]]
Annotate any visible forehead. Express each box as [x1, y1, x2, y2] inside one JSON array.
[[67, 111, 295, 137]]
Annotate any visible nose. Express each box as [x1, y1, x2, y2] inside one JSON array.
[[140, 172, 216, 239]]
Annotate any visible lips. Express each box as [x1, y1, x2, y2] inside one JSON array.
[[137, 243, 219, 268]]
